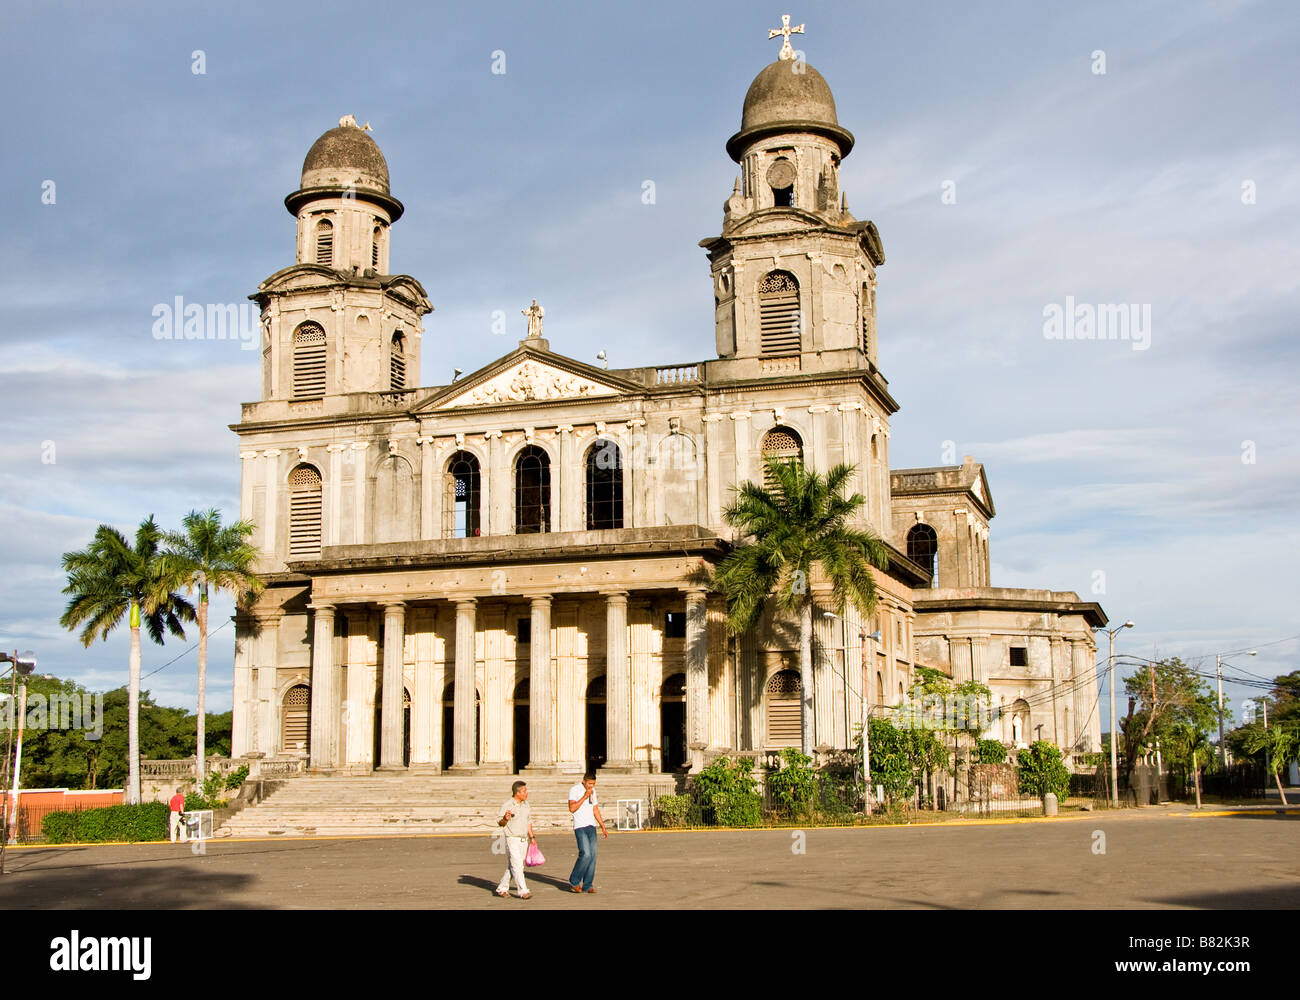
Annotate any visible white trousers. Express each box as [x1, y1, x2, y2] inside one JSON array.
[[169, 810, 187, 843], [497, 836, 529, 895]]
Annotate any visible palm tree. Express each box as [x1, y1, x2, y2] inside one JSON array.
[[60, 516, 194, 804], [1242, 725, 1298, 806], [162, 509, 263, 786], [715, 458, 891, 755]]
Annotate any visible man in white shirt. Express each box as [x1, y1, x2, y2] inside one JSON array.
[[495, 780, 535, 899], [567, 771, 608, 893]]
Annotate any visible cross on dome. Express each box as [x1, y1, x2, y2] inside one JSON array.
[[768, 14, 805, 61]]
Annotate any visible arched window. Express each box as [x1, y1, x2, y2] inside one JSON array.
[[906, 524, 939, 587], [758, 270, 800, 355], [514, 445, 551, 534], [292, 323, 327, 398], [314, 218, 333, 266], [389, 332, 406, 390], [443, 451, 481, 538], [372, 224, 383, 270], [761, 426, 803, 489], [281, 684, 310, 754], [288, 464, 323, 558], [585, 440, 623, 529], [765, 669, 802, 749]]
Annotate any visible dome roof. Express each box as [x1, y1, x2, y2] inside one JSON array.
[[285, 118, 403, 221], [726, 60, 854, 161]]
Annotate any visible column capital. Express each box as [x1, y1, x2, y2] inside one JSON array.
[[729, 411, 752, 421], [529, 595, 553, 608], [382, 601, 408, 615], [454, 596, 478, 609], [240, 450, 260, 460], [262, 448, 282, 458], [600, 589, 630, 601], [307, 601, 335, 614]]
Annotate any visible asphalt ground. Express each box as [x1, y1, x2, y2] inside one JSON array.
[[2, 805, 1296, 910]]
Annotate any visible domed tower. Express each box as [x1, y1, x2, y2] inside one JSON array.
[[702, 22, 885, 376], [253, 115, 431, 401]]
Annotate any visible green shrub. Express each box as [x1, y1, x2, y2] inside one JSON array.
[[976, 739, 1007, 764], [690, 755, 762, 827], [225, 765, 250, 790], [766, 747, 817, 818], [710, 791, 762, 827], [1017, 740, 1071, 802], [42, 802, 169, 844], [654, 794, 692, 828]]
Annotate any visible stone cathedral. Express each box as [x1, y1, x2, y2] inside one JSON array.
[[229, 33, 1106, 780]]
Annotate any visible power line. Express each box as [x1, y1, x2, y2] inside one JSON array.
[[142, 619, 231, 680]]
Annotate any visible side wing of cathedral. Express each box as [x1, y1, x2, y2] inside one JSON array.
[[230, 57, 1105, 779]]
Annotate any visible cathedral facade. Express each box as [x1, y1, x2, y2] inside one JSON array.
[[229, 44, 1105, 779]]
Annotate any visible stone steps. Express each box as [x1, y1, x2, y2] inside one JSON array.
[[217, 773, 680, 839]]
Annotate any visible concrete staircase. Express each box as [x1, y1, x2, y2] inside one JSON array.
[[217, 773, 683, 839]]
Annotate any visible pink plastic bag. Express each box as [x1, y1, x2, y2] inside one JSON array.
[[525, 841, 545, 867]]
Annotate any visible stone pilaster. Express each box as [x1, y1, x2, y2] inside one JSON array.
[[263, 449, 281, 560], [602, 591, 632, 771], [231, 614, 254, 758], [378, 602, 407, 769], [418, 436, 436, 540], [524, 596, 556, 773], [684, 588, 708, 773], [256, 613, 280, 754], [451, 598, 478, 770], [308, 603, 336, 770]]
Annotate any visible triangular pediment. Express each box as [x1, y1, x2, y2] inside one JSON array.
[[419, 348, 634, 411]]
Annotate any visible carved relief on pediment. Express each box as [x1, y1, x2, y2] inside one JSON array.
[[441, 361, 617, 408]]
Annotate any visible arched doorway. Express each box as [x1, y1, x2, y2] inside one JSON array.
[[281, 684, 310, 756], [513, 678, 530, 774], [442, 682, 481, 768], [661, 673, 686, 772], [586, 675, 607, 772], [765, 669, 802, 748]]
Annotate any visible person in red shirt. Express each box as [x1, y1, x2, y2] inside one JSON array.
[[168, 788, 187, 843]]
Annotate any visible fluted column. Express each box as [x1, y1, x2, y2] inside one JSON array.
[[308, 603, 336, 770], [526, 596, 555, 772], [256, 613, 280, 754], [684, 588, 708, 773], [379, 602, 407, 769], [452, 598, 478, 770], [603, 591, 632, 771]]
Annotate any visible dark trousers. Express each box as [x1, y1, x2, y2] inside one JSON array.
[[568, 826, 598, 889]]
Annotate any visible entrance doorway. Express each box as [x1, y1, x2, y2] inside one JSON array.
[[513, 679, 529, 773], [661, 673, 686, 772], [586, 675, 606, 772]]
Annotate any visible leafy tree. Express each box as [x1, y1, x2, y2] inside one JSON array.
[[715, 459, 890, 754], [162, 508, 262, 783], [1017, 740, 1070, 801], [60, 517, 194, 803], [975, 738, 1007, 764], [1119, 657, 1218, 780], [765, 747, 817, 818], [863, 717, 913, 804]]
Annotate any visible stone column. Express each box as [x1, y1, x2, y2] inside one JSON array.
[[684, 588, 708, 773], [263, 449, 281, 560], [308, 603, 336, 771], [451, 598, 478, 770], [256, 613, 280, 754], [526, 596, 555, 772], [378, 602, 407, 769], [327, 444, 346, 545], [231, 614, 254, 758], [603, 591, 632, 771], [418, 436, 436, 540], [352, 441, 369, 544]]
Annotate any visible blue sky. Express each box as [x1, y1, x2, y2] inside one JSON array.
[[1, 0, 1296, 727]]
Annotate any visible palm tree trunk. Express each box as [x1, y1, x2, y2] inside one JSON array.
[[128, 602, 141, 806], [800, 596, 814, 756], [1275, 767, 1289, 807], [196, 586, 208, 789]]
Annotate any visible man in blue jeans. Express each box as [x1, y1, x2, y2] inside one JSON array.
[[567, 771, 608, 893]]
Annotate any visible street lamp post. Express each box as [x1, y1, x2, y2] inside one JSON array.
[[1098, 621, 1135, 808], [0, 650, 37, 876]]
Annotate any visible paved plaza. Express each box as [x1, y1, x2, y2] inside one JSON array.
[[1, 808, 1296, 910]]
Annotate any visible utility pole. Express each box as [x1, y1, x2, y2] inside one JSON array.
[[1216, 653, 1225, 767], [1101, 621, 1134, 808]]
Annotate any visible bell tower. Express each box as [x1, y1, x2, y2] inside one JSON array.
[[252, 116, 432, 401], [701, 25, 885, 379]]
